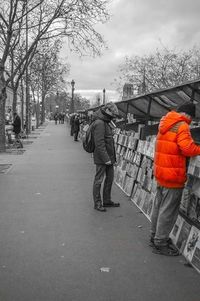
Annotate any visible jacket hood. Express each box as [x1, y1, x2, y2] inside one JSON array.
[[159, 111, 192, 134], [93, 109, 112, 123]]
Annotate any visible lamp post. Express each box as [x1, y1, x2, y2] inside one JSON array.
[[21, 0, 29, 134], [70, 79, 75, 114], [103, 88, 106, 105], [56, 91, 59, 109]]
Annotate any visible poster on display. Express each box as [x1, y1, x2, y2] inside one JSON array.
[[183, 226, 199, 264]]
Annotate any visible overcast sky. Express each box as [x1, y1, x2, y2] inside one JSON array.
[[61, 0, 200, 102]]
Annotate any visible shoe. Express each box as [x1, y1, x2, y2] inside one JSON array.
[[94, 205, 107, 212], [152, 245, 179, 256], [103, 201, 120, 207], [166, 238, 178, 251], [149, 237, 178, 251], [149, 237, 155, 247]]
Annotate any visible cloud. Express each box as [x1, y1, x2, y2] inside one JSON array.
[[61, 0, 200, 96]]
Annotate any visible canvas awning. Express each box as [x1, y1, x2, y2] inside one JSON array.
[[115, 79, 200, 120]]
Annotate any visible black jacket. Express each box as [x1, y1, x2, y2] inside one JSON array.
[[92, 109, 116, 165], [12, 115, 21, 134], [74, 118, 80, 132]]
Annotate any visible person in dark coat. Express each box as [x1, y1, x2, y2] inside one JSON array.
[[70, 114, 75, 136], [73, 114, 81, 141], [61, 112, 65, 124], [12, 112, 21, 138], [54, 112, 59, 125], [92, 102, 120, 212]]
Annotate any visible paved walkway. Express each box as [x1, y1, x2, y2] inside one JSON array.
[[0, 121, 199, 301]]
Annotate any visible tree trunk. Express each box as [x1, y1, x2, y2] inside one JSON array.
[[0, 85, 7, 152], [25, 82, 30, 135], [20, 79, 24, 130], [12, 87, 18, 114], [36, 102, 40, 128], [41, 92, 46, 124], [0, 63, 7, 151]]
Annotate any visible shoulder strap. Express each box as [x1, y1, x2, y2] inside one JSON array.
[[169, 121, 185, 133]]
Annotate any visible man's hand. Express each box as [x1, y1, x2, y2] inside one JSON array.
[[105, 161, 112, 165]]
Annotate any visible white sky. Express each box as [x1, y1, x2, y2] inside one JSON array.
[[61, 0, 200, 102]]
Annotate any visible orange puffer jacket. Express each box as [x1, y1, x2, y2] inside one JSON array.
[[154, 111, 200, 188]]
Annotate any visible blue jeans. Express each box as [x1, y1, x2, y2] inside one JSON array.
[[93, 164, 114, 207], [150, 185, 183, 246]]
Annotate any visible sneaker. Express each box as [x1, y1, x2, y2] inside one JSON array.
[[166, 238, 178, 252], [152, 245, 179, 256], [103, 201, 120, 207], [149, 237, 178, 252], [149, 237, 155, 247], [94, 205, 107, 212]]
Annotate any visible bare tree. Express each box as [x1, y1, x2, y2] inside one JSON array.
[[0, 0, 110, 151], [29, 38, 70, 124], [113, 46, 200, 96], [74, 94, 90, 111]]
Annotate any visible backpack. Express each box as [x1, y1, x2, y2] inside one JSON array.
[[82, 122, 95, 153]]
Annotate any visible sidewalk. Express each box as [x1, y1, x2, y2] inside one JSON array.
[[0, 121, 199, 301]]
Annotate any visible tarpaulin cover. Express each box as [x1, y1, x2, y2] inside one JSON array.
[[115, 79, 200, 120]]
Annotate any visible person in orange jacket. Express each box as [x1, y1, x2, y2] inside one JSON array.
[[150, 102, 200, 256]]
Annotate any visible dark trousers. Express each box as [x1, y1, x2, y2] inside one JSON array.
[[74, 130, 79, 141], [93, 164, 114, 207], [150, 186, 183, 246], [70, 126, 74, 136]]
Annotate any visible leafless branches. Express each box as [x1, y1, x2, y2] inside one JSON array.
[[114, 46, 200, 95]]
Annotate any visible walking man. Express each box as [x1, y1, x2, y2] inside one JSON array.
[[92, 102, 120, 212], [151, 102, 200, 256]]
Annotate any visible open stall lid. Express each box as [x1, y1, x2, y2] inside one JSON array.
[[115, 79, 200, 120]]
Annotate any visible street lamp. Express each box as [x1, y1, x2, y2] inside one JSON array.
[[56, 91, 59, 109], [70, 79, 75, 113], [103, 88, 106, 105]]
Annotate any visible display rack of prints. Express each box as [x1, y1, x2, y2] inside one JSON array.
[[169, 154, 200, 271], [170, 217, 192, 253], [179, 173, 200, 228], [187, 156, 200, 178], [183, 226, 200, 273], [114, 124, 200, 273], [130, 135, 156, 221], [114, 129, 140, 196]]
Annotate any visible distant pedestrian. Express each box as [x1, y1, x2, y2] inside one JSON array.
[[73, 114, 81, 141], [70, 114, 75, 136], [92, 102, 120, 212], [61, 112, 65, 124], [12, 112, 21, 139], [58, 113, 63, 124], [151, 102, 200, 256], [54, 113, 59, 125]]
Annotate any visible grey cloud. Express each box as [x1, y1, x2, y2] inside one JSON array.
[[62, 0, 200, 91]]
